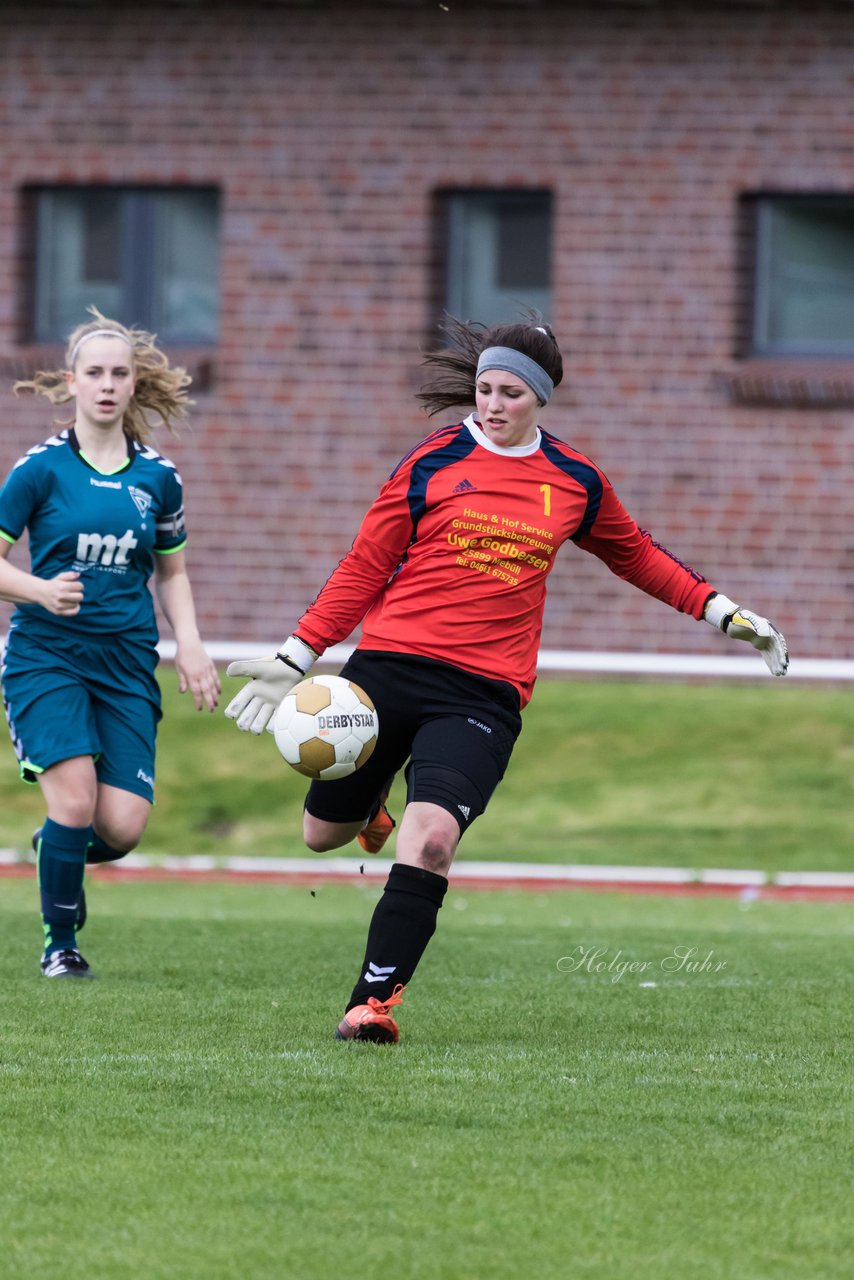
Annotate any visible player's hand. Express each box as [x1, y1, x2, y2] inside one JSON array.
[[39, 571, 84, 616], [725, 608, 789, 676], [704, 593, 789, 676], [224, 635, 318, 734], [175, 639, 221, 712]]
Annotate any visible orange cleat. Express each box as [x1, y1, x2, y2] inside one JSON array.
[[357, 800, 396, 854], [335, 984, 406, 1044]]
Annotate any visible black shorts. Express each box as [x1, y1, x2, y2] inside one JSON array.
[[304, 651, 522, 837]]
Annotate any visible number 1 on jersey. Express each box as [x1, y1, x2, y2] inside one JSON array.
[[539, 483, 551, 517]]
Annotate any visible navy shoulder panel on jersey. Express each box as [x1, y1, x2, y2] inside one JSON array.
[[131, 439, 182, 477], [403, 424, 478, 530], [8, 429, 72, 471], [0, 430, 72, 540], [539, 430, 604, 541], [389, 423, 467, 481]]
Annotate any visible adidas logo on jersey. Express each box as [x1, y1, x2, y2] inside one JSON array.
[[452, 478, 478, 494]]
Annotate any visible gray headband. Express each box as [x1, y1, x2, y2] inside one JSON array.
[[476, 346, 554, 404]]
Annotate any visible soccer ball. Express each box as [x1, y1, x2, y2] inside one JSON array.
[[272, 675, 379, 781]]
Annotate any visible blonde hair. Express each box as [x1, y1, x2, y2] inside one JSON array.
[[13, 306, 193, 444]]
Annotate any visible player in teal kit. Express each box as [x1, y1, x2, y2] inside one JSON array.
[[0, 309, 219, 978]]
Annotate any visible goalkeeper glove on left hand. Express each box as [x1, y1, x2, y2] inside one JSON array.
[[224, 634, 318, 733], [704, 593, 789, 676]]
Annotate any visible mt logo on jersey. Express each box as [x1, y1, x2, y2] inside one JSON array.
[[75, 530, 139, 566]]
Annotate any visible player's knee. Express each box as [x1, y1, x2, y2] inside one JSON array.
[[414, 838, 454, 876], [96, 808, 148, 853], [53, 797, 96, 829], [304, 829, 337, 853], [397, 802, 460, 875], [96, 823, 142, 854], [303, 813, 356, 853]]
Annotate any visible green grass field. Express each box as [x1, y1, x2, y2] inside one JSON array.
[[2, 671, 851, 1277], [1, 877, 852, 1279], [2, 669, 851, 872]]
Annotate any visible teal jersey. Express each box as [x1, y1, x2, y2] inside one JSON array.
[[0, 427, 187, 645]]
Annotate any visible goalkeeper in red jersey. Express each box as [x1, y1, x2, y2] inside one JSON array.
[[225, 315, 788, 1044]]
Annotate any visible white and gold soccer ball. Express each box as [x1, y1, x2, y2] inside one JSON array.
[[272, 675, 379, 780]]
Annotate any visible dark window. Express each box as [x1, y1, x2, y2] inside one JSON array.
[[752, 195, 854, 356], [31, 186, 220, 344], [443, 190, 552, 325]]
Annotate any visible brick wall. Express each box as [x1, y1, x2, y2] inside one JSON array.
[[1, 0, 852, 661]]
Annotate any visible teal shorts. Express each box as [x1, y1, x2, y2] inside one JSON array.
[[1, 625, 162, 801]]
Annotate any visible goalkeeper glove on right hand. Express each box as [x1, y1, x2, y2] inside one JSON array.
[[224, 634, 318, 733], [704, 593, 789, 676]]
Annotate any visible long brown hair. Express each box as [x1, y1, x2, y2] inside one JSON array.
[[416, 311, 563, 416], [13, 306, 192, 444]]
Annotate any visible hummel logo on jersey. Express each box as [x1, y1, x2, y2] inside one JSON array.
[[452, 478, 478, 494], [363, 961, 397, 984], [128, 486, 153, 518], [458, 804, 471, 820], [90, 477, 122, 490]]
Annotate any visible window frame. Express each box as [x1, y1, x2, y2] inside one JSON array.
[[440, 188, 553, 326], [751, 192, 854, 359], [27, 184, 221, 346]]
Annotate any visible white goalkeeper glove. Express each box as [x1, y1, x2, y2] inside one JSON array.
[[224, 634, 318, 734], [704, 593, 789, 676]]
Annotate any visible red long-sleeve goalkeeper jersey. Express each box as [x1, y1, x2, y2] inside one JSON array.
[[296, 415, 714, 707]]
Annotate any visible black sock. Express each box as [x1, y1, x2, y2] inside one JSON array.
[[345, 862, 448, 1010], [86, 828, 127, 864]]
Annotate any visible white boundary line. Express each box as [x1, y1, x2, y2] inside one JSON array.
[[157, 641, 854, 682], [2, 848, 852, 891], [774, 870, 854, 888]]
